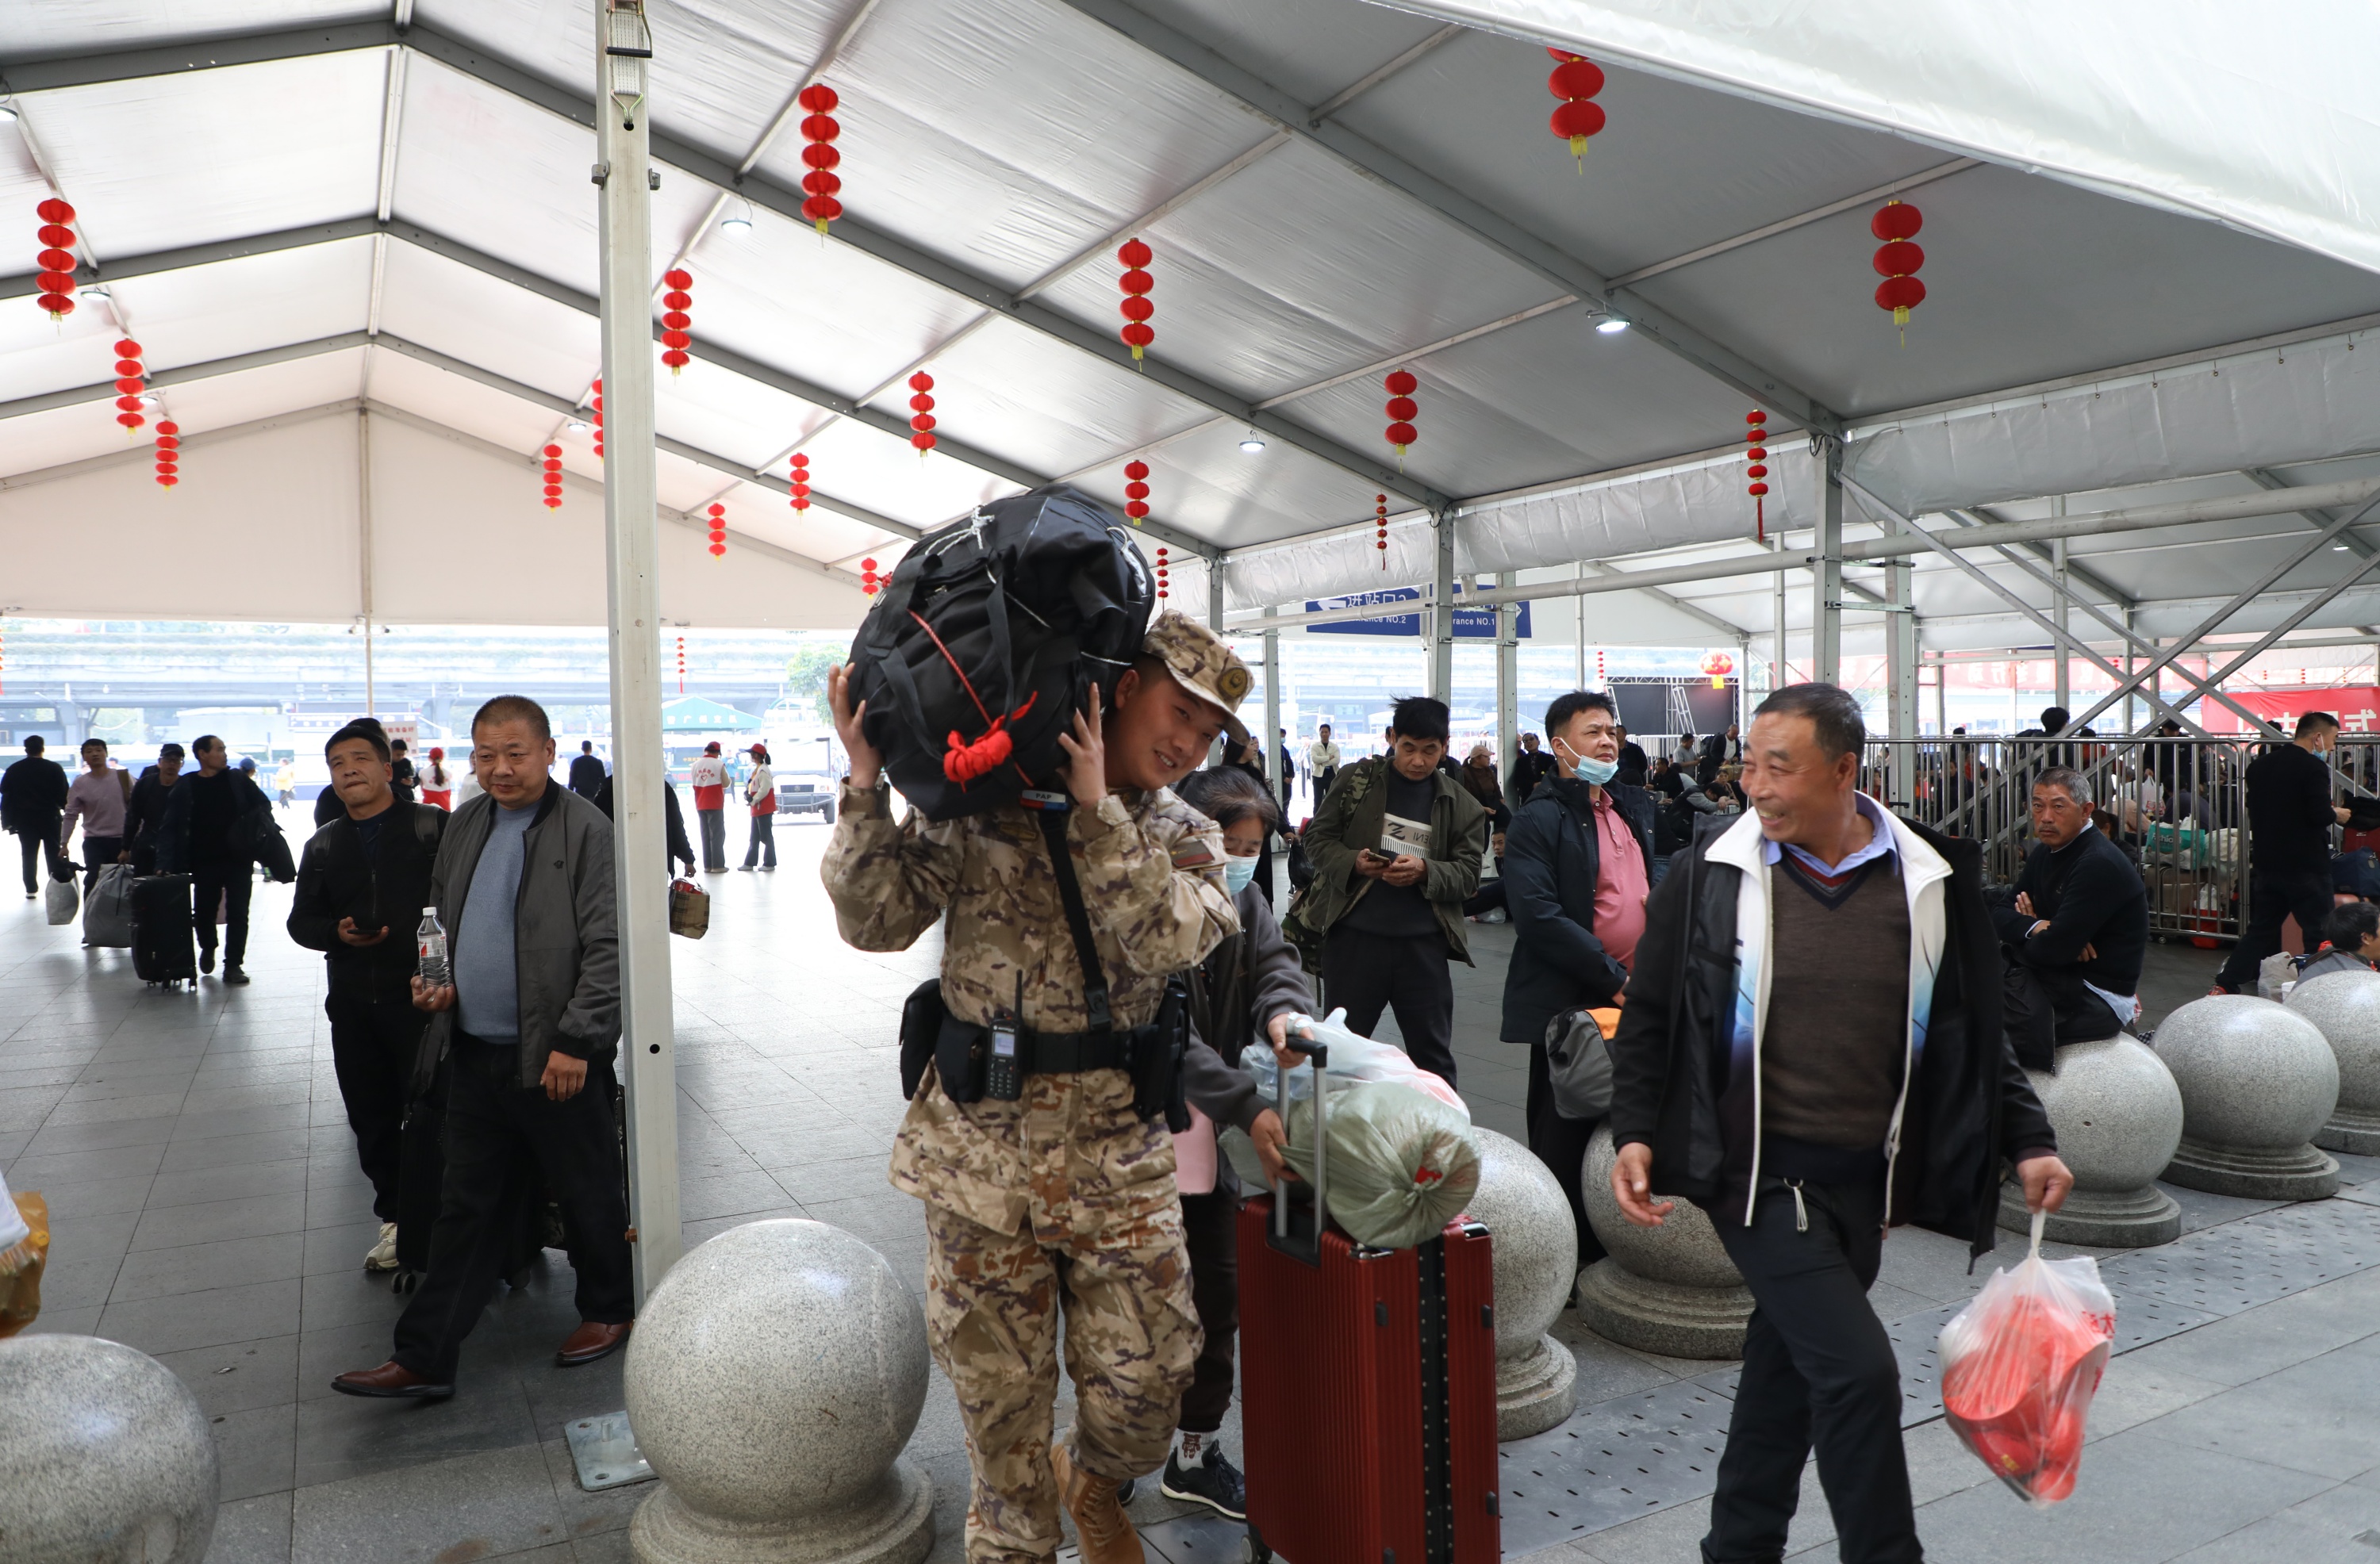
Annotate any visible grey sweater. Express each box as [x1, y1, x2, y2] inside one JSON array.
[[1183, 882, 1314, 1137]]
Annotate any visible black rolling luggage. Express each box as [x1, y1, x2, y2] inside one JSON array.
[[130, 873, 197, 989]]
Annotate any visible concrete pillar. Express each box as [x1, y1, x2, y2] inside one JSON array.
[[1578, 1126, 1752, 1359], [0, 1336, 219, 1564], [1465, 1129, 1578, 1439], [2286, 972, 2380, 1153]]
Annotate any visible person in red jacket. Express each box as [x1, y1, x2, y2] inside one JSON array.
[[689, 741, 728, 872], [739, 744, 777, 871]]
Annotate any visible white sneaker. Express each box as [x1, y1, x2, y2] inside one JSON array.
[[363, 1221, 398, 1272]]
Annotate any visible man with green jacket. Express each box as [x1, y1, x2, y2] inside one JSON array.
[[1287, 696, 1485, 1088]]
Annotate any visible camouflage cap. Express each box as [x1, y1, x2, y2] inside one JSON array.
[[1141, 609, 1252, 742]]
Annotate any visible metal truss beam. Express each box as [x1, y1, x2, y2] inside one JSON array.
[[2247, 467, 2380, 636], [1052, 0, 1845, 438]]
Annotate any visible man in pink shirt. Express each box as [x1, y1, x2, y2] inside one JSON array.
[[688, 741, 728, 873], [1498, 690, 1656, 1270], [60, 738, 132, 895]]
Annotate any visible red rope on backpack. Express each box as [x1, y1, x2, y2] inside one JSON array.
[[908, 609, 1038, 788]]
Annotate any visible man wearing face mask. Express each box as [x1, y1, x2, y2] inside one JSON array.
[[2213, 709, 2354, 994], [1498, 690, 1656, 1267]]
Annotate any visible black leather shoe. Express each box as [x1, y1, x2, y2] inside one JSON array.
[[198, 949, 215, 975], [223, 967, 251, 986]]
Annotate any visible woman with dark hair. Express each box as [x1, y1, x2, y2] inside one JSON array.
[[739, 743, 777, 871], [1223, 736, 1282, 905], [1121, 761, 1304, 1522]]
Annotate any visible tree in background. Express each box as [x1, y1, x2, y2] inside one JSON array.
[[784, 644, 845, 724]]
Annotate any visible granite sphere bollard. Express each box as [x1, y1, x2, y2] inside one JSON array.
[[2286, 969, 2380, 1154], [1464, 1127, 1580, 1438], [626, 1219, 934, 1564], [1578, 1125, 1752, 1359], [2154, 995, 2340, 1200], [0, 1333, 217, 1564], [1998, 1035, 2184, 1247]]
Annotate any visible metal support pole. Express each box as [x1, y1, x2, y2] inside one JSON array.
[[1887, 554, 1917, 805], [1430, 510, 1455, 704], [1772, 532, 1787, 687], [1814, 439, 1844, 683], [1573, 561, 1586, 691], [1262, 625, 1281, 794], [1495, 573, 1518, 778], [1207, 565, 1229, 767], [2052, 516, 2071, 712], [1933, 651, 1947, 736], [595, 0, 681, 1305], [358, 408, 375, 715]]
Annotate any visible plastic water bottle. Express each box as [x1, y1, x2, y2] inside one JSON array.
[[416, 907, 449, 987]]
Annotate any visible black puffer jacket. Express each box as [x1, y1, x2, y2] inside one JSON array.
[[1608, 811, 2055, 1258], [1498, 775, 1654, 1045], [288, 802, 447, 1002]]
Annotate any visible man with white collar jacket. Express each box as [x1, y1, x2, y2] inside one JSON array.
[[1607, 683, 2070, 1564]]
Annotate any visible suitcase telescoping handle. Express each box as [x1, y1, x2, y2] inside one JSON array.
[[1272, 1036, 1329, 1241]]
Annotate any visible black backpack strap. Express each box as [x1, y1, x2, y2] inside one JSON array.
[[1033, 806, 1112, 1037]]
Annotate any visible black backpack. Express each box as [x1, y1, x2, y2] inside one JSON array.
[[849, 485, 1154, 822]]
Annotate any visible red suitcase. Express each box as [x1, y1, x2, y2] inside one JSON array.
[[1238, 1052, 1500, 1564]]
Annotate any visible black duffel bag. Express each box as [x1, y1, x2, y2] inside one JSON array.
[[849, 484, 1154, 822]]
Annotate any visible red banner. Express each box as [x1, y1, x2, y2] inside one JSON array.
[[2198, 687, 2380, 734]]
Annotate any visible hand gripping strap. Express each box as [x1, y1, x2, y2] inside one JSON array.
[[1034, 805, 1112, 1037]]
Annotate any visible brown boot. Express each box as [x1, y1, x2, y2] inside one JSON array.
[[1051, 1440, 1144, 1564]]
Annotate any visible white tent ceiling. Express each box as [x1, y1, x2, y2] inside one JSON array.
[[0, 0, 2375, 657]]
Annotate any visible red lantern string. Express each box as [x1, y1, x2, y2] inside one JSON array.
[[1155, 546, 1169, 601], [660, 269, 693, 374], [1546, 48, 1606, 169], [33, 198, 76, 320], [112, 339, 145, 433], [706, 502, 727, 559], [1123, 458, 1150, 524], [153, 420, 179, 490], [1871, 199, 1925, 345], [1745, 408, 1769, 542], [677, 635, 685, 694], [908, 371, 936, 455], [798, 84, 843, 236], [1375, 493, 1389, 568], [541, 443, 564, 511], [591, 378, 604, 461], [789, 451, 811, 514], [861, 557, 881, 596], [1117, 238, 1154, 363], [1384, 370, 1419, 466]]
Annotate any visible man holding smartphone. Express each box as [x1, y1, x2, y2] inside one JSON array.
[[1288, 696, 1486, 1089]]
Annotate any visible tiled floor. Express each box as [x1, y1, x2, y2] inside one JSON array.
[[0, 821, 2334, 1564]]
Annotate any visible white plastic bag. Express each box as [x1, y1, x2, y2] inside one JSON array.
[[1938, 1212, 2116, 1506], [44, 875, 78, 926], [1223, 1077, 1482, 1249], [1236, 1008, 1469, 1122]]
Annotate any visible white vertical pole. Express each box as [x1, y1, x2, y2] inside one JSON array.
[[1887, 554, 1917, 805], [1772, 532, 1788, 688], [1495, 573, 1519, 778], [1814, 441, 1843, 684], [1207, 559, 1228, 767], [1430, 512, 1455, 704], [596, 0, 681, 1305], [1262, 626, 1281, 792], [1573, 561, 1585, 690], [2052, 508, 2071, 714], [359, 408, 375, 716]]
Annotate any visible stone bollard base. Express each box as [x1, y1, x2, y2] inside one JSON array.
[[1575, 1258, 1752, 1360], [631, 1460, 933, 1564], [1496, 1332, 1579, 1440], [1998, 1182, 2181, 1248], [2317, 1105, 2380, 1156], [2161, 1135, 2340, 1201]]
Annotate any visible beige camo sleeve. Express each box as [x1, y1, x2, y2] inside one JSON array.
[[1074, 794, 1238, 978], [819, 779, 962, 952]]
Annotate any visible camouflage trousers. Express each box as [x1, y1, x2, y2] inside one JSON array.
[[923, 1194, 1202, 1562]]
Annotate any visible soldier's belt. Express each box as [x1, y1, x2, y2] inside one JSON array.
[[942, 1014, 1148, 1075]]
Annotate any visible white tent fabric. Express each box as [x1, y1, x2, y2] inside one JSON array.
[[1389, 0, 2380, 277]]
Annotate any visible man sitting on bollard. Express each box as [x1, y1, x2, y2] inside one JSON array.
[[823, 611, 1248, 1564], [1994, 765, 2150, 1071]]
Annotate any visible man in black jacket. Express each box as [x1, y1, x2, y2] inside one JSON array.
[[1609, 683, 2067, 1564], [159, 735, 274, 985], [1499, 690, 1654, 1268], [288, 722, 447, 1274], [569, 741, 606, 799], [0, 736, 70, 897], [2217, 710, 2351, 993], [121, 742, 185, 876], [1993, 767, 2148, 1069], [1508, 731, 1557, 803]]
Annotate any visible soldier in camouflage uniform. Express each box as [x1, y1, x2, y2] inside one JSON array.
[[823, 611, 1257, 1564]]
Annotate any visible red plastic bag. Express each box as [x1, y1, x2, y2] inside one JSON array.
[[1937, 1211, 2115, 1505]]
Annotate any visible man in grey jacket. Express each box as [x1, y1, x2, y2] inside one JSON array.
[[332, 695, 631, 1400]]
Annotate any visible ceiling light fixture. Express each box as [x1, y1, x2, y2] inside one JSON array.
[[1238, 433, 1265, 454], [77, 284, 108, 300], [567, 419, 591, 432], [718, 211, 751, 236], [1595, 316, 1630, 335]]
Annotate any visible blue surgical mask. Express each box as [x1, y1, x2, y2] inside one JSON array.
[[1223, 856, 1259, 895], [1557, 737, 1619, 787]]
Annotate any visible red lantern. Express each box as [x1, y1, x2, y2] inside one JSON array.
[[591, 378, 604, 461], [1155, 546, 1169, 601], [861, 557, 881, 596], [798, 83, 843, 236], [113, 339, 145, 432], [706, 501, 727, 559], [1117, 238, 1154, 363], [1699, 650, 1734, 690], [1375, 493, 1389, 568], [154, 420, 179, 490], [1745, 408, 1769, 542], [1384, 370, 1418, 462], [908, 370, 936, 454], [789, 450, 811, 513], [677, 635, 685, 694], [1123, 458, 1150, 523], [660, 268, 693, 373], [541, 442, 564, 511], [1546, 48, 1606, 168], [1871, 200, 1925, 343], [33, 198, 76, 320]]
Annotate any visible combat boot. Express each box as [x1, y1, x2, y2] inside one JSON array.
[[1051, 1440, 1144, 1564]]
